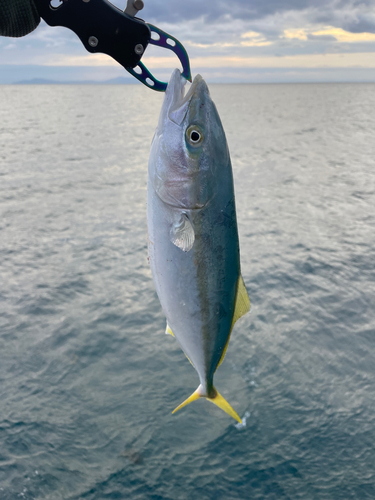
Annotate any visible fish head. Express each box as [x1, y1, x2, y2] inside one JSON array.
[[149, 69, 230, 211]]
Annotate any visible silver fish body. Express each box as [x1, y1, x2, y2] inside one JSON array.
[[147, 69, 250, 422]]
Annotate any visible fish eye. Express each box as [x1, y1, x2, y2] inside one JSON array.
[[191, 131, 200, 142], [186, 125, 203, 146]]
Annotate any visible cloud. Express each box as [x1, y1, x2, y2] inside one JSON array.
[[142, 0, 375, 35], [3, 0, 375, 82], [143, 0, 330, 24], [45, 53, 117, 66], [307, 34, 337, 41], [313, 27, 375, 41]]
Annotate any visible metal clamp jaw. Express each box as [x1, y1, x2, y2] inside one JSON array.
[[34, 0, 191, 91]]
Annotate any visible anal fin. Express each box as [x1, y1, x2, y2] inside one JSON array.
[[165, 322, 175, 337], [165, 322, 194, 366]]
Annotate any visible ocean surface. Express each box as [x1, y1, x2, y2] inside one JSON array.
[[1, 82, 375, 500]]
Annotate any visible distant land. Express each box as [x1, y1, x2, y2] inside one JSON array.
[[3, 63, 375, 85], [13, 76, 138, 85]]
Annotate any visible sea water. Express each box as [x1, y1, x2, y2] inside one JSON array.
[[1, 83, 375, 499]]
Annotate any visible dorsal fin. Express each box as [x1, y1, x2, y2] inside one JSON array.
[[217, 275, 250, 369], [231, 275, 251, 330]]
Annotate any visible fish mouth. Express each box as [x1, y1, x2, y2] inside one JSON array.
[[166, 70, 208, 125], [178, 73, 204, 107]]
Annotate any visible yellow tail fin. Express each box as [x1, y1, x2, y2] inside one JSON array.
[[172, 385, 241, 423]]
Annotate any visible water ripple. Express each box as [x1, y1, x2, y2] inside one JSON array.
[[1, 83, 375, 499]]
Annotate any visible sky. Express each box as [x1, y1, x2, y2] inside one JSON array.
[[2, 0, 375, 83]]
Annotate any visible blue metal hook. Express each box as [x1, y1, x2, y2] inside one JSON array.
[[126, 24, 192, 92]]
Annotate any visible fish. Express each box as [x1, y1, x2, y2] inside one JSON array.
[[147, 69, 250, 423]]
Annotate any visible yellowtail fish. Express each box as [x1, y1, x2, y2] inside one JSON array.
[[147, 69, 250, 422]]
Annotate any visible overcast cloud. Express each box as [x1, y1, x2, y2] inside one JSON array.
[[1, 0, 375, 83], [145, 0, 375, 33]]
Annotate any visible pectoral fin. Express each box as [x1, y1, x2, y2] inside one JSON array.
[[170, 213, 195, 252]]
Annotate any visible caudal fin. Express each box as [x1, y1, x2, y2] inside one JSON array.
[[172, 385, 241, 423]]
